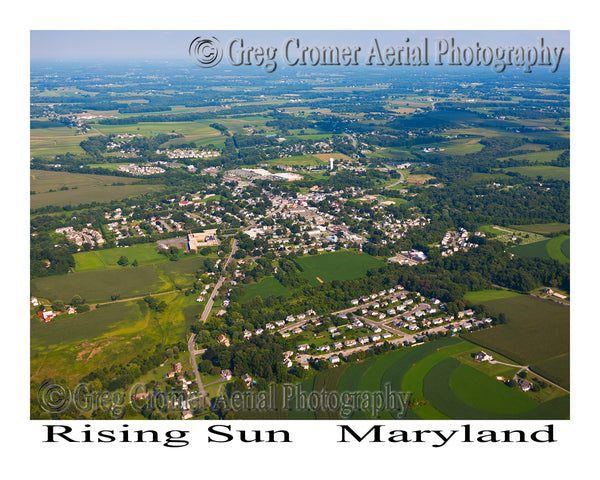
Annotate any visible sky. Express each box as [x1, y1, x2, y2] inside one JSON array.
[[30, 30, 569, 61]]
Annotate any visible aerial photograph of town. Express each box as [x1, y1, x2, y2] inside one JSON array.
[[29, 30, 570, 421]]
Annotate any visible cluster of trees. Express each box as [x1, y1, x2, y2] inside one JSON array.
[[30, 232, 76, 278]]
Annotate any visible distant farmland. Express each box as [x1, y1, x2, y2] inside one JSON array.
[[295, 250, 385, 286], [501, 165, 570, 181], [30, 170, 162, 209], [509, 223, 569, 235]]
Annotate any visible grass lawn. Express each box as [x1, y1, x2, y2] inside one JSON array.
[[295, 250, 385, 286]]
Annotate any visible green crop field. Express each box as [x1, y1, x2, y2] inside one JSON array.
[[30, 127, 94, 156], [510, 239, 552, 260], [501, 165, 570, 181], [466, 295, 569, 386], [93, 120, 222, 138], [295, 250, 385, 286], [560, 237, 570, 258], [31, 300, 147, 352], [498, 149, 567, 164], [510, 223, 569, 235], [30, 264, 172, 303], [510, 235, 569, 263], [546, 235, 570, 263], [30, 291, 199, 386], [239, 276, 290, 302], [31, 169, 139, 191], [530, 354, 570, 390], [30, 170, 163, 209], [156, 255, 214, 289], [463, 289, 520, 303], [449, 363, 539, 414], [295, 336, 568, 420], [266, 155, 326, 166], [30, 184, 162, 209], [74, 244, 168, 271], [422, 358, 568, 419]]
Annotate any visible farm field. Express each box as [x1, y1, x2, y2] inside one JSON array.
[[466, 294, 569, 387], [312, 152, 354, 162], [155, 255, 215, 289], [509, 223, 569, 234], [31, 169, 139, 192], [30, 291, 199, 386], [266, 155, 325, 166], [31, 300, 148, 352], [294, 250, 385, 286], [290, 337, 568, 420], [501, 165, 570, 181], [463, 289, 520, 303], [30, 184, 162, 209], [30, 170, 163, 208], [74, 244, 168, 271], [93, 120, 222, 139], [239, 276, 290, 302], [30, 127, 94, 157], [478, 224, 547, 244], [30, 264, 173, 303], [498, 149, 567, 163], [510, 235, 570, 263]]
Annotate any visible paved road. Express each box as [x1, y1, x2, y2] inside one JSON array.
[[384, 174, 405, 189], [198, 238, 238, 323], [187, 332, 208, 404], [187, 238, 238, 409]]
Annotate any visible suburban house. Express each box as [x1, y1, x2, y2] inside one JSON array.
[[474, 351, 493, 362], [518, 378, 533, 392], [221, 369, 233, 381], [217, 334, 230, 347], [241, 373, 254, 388]]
